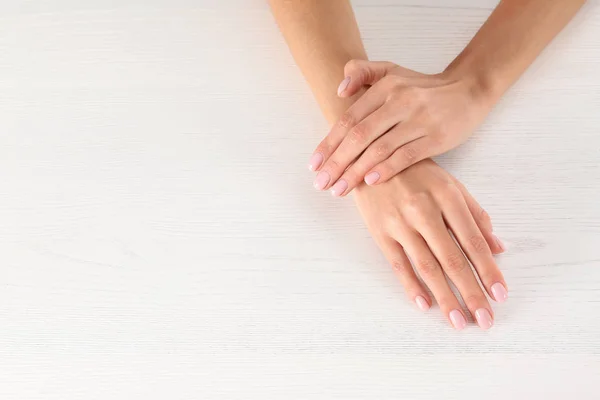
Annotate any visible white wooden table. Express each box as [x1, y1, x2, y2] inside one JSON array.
[[1, 1, 599, 398]]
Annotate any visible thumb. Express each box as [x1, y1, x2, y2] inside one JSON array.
[[337, 60, 396, 97]]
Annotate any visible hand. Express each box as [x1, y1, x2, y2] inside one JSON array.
[[309, 60, 493, 197], [353, 159, 507, 330]]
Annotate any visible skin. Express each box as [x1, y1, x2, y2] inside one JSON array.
[[354, 159, 507, 329], [269, 0, 507, 330], [308, 0, 586, 196]]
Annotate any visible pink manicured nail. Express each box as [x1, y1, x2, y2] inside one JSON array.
[[415, 296, 430, 312], [364, 171, 380, 185], [330, 179, 348, 197], [449, 310, 467, 330], [313, 171, 330, 190], [491, 282, 508, 303], [475, 308, 493, 330], [337, 76, 351, 96], [493, 234, 506, 252], [308, 153, 324, 171]]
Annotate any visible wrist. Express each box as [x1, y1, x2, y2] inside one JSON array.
[[442, 59, 504, 108]]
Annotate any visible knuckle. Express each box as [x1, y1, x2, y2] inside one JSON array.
[[382, 75, 400, 90], [463, 294, 486, 310], [468, 235, 488, 254], [384, 146, 419, 176], [349, 124, 369, 144], [326, 158, 341, 171], [338, 111, 356, 129], [360, 67, 374, 84], [406, 87, 424, 102], [405, 193, 433, 216], [405, 194, 422, 208], [373, 141, 391, 157], [438, 181, 461, 199], [390, 259, 411, 275], [444, 252, 468, 274], [315, 144, 329, 156], [475, 206, 494, 232], [315, 139, 333, 156], [416, 258, 438, 277], [386, 90, 404, 103], [393, 87, 419, 107], [384, 213, 404, 231], [480, 208, 491, 223], [399, 145, 418, 165], [426, 131, 444, 148]]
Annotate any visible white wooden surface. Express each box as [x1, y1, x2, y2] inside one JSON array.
[[1, 1, 599, 399]]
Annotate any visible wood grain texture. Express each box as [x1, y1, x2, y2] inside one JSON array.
[[0, 1, 599, 399]]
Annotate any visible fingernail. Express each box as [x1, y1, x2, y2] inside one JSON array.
[[415, 296, 430, 312], [364, 171, 380, 185], [337, 76, 351, 96], [449, 309, 467, 330], [491, 282, 508, 303], [493, 234, 506, 252], [313, 171, 330, 190], [330, 179, 348, 197], [308, 153, 324, 171], [475, 308, 493, 330]]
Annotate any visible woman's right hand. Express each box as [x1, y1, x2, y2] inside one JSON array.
[[353, 159, 507, 330], [309, 60, 494, 197]]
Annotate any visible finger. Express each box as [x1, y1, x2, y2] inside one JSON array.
[[310, 79, 390, 173], [338, 60, 396, 97], [412, 204, 495, 330], [440, 186, 508, 304], [450, 177, 505, 254], [376, 236, 431, 311], [324, 102, 413, 194], [397, 229, 468, 330], [364, 136, 435, 185], [330, 123, 425, 197]]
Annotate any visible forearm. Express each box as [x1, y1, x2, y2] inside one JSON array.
[[268, 0, 367, 124], [445, 0, 586, 103]]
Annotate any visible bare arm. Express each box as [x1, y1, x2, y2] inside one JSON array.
[[268, 0, 367, 125], [305, 0, 586, 196], [269, 0, 508, 330], [446, 0, 587, 102]]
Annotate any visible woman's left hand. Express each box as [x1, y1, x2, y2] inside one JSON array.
[[309, 59, 494, 197], [353, 159, 507, 330]]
